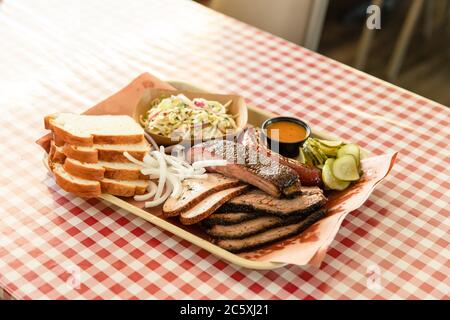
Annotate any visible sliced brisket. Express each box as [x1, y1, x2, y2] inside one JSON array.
[[202, 212, 258, 226], [238, 127, 322, 186], [213, 209, 327, 253], [204, 211, 320, 239], [217, 186, 326, 217], [188, 140, 301, 198]]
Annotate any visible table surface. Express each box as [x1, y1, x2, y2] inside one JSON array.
[[0, 0, 449, 300]]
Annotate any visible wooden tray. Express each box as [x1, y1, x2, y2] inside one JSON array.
[[45, 81, 362, 270]]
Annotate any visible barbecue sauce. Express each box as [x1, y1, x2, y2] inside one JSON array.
[[266, 121, 307, 143]]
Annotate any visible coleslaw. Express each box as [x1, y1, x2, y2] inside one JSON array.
[[140, 94, 237, 140]]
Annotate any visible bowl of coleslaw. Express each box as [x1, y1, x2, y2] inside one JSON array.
[[134, 88, 248, 146]]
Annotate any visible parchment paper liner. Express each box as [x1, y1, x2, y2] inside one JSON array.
[[37, 73, 397, 267]]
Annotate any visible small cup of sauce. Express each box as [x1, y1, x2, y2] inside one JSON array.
[[262, 116, 311, 158]]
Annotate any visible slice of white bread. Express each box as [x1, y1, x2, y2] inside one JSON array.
[[63, 158, 148, 181], [63, 158, 104, 181], [45, 113, 144, 147], [51, 162, 149, 198], [100, 161, 148, 180], [49, 141, 67, 164], [53, 133, 65, 147], [52, 162, 101, 198], [62, 139, 150, 163], [100, 178, 148, 197]]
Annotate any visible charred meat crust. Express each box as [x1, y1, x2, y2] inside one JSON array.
[[238, 127, 323, 187], [201, 212, 259, 226], [216, 187, 327, 217], [217, 200, 325, 217], [212, 209, 327, 253], [198, 140, 301, 198], [282, 184, 302, 198], [203, 210, 326, 239]]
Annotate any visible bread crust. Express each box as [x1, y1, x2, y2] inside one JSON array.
[[53, 133, 66, 147], [62, 144, 147, 163], [93, 134, 143, 145], [63, 144, 98, 163], [63, 159, 105, 181], [45, 113, 144, 147], [45, 111, 152, 198], [51, 160, 149, 198], [97, 149, 147, 162], [63, 158, 148, 181], [53, 168, 102, 198], [103, 168, 148, 181], [100, 180, 148, 197], [49, 141, 66, 164]]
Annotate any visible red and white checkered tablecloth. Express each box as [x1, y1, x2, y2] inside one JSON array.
[[0, 0, 449, 300]]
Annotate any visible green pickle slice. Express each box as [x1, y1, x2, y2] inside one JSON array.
[[322, 159, 351, 191], [297, 148, 307, 164], [332, 155, 360, 181], [337, 143, 360, 164], [317, 139, 344, 148]]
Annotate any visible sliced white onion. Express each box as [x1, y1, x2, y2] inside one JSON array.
[[165, 157, 194, 176], [123, 152, 145, 166], [140, 168, 162, 175], [152, 146, 167, 200], [164, 155, 188, 171], [143, 154, 158, 166], [133, 181, 157, 201], [166, 174, 182, 199], [164, 153, 191, 166], [123, 143, 211, 207], [144, 185, 172, 208]]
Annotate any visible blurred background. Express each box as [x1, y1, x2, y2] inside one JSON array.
[[196, 0, 450, 106]]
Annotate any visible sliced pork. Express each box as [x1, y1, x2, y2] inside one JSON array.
[[189, 140, 301, 198], [179, 185, 249, 225], [163, 173, 241, 217]]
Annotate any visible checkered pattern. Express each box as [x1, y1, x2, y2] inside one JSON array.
[[0, 0, 449, 300]]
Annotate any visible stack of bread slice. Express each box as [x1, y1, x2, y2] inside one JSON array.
[[45, 113, 151, 198]]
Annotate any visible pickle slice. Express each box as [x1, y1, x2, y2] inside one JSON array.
[[332, 155, 360, 181], [318, 144, 338, 157], [309, 138, 340, 157], [317, 139, 344, 148], [297, 148, 307, 164], [303, 147, 315, 166], [322, 159, 350, 191], [306, 143, 326, 165], [316, 147, 328, 163], [337, 144, 360, 164]]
